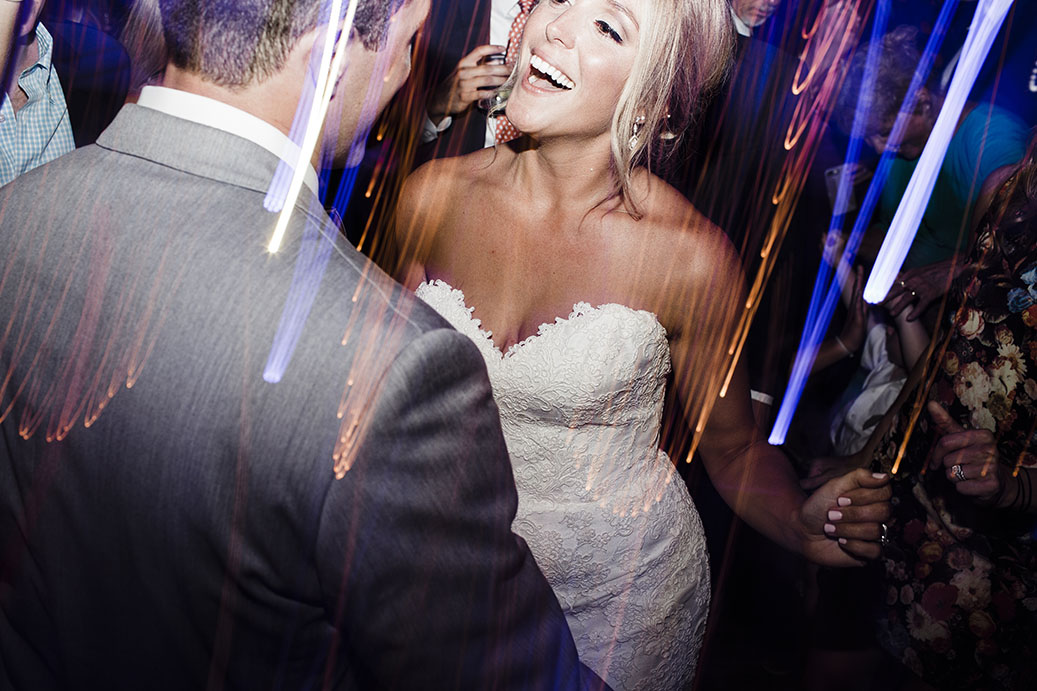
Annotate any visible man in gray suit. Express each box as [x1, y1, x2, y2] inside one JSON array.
[[0, 0, 604, 688]]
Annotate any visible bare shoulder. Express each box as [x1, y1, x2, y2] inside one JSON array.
[[401, 147, 501, 215], [640, 173, 742, 284], [393, 148, 504, 285], [625, 173, 745, 332]]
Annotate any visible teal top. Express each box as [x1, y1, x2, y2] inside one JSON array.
[[876, 103, 1028, 269]]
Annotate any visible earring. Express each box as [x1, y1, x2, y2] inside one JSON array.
[[628, 114, 646, 151], [659, 112, 676, 141]]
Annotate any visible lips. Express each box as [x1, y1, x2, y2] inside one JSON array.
[[527, 53, 575, 91]]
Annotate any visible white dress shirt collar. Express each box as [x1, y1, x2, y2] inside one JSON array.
[[136, 86, 320, 196], [731, 7, 753, 37]]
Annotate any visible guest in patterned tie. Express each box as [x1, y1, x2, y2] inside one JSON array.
[[0, 0, 74, 185], [421, 0, 533, 151]]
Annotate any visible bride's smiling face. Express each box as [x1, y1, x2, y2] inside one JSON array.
[[504, 0, 643, 141]]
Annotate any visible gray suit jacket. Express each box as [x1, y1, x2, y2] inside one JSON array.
[[0, 105, 601, 690]]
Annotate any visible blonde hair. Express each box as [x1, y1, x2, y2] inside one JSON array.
[[611, 0, 732, 217], [494, 0, 733, 218]]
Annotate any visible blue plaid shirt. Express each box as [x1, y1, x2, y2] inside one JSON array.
[[0, 23, 74, 186]]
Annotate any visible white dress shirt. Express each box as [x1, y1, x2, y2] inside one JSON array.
[[137, 86, 320, 196]]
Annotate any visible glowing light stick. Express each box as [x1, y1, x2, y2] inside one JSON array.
[[769, 0, 959, 444], [767, 0, 894, 443], [265, 0, 358, 253], [864, 0, 1015, 302]]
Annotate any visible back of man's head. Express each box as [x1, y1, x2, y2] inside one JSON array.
[[157, 0, 403, 88]]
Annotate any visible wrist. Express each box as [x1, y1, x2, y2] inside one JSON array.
[[834, 335, 856, 357], [788, 504, 813, 555], [1005, 469, 1033, 512]]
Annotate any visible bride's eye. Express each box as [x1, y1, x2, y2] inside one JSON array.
[[595, 19, 623, 44]]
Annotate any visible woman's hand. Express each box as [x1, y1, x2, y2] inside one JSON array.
[[799, 468, 891, 565], [800, 454, 863, 491], [883, 260, 962, 321], [928, 401, 1006, 505], [838, 264, 868, 353]]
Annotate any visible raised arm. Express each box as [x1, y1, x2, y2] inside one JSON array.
[[664, 228, 890, 566]]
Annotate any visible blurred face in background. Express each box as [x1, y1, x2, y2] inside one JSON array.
[[731, 0, 781, 28]]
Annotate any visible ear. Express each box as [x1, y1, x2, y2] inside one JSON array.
[[296, 22, 374, 96]]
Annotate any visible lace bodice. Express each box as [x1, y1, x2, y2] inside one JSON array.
[[417, 279, 710, 690]]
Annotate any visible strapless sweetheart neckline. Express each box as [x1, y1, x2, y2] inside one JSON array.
[[416, 276, 710, 690], [419, 277, 667, 359]]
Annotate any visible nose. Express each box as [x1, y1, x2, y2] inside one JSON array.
[[544, 7, 576, 48]]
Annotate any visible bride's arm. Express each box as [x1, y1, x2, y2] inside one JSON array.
[[664, 227, 890, 567]]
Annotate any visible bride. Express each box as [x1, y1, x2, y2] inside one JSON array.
[[391, 0, 891, 687]]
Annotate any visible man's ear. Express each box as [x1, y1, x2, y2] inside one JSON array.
[[295, 23, 372, 93]]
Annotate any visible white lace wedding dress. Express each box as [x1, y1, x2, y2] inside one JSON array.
[[417, 279, 711, 691]]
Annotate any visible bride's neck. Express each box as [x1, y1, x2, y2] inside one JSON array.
[[511, 137, 617, 211]]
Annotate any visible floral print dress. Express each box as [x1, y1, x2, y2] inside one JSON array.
[[871, 172, 1037, 690]]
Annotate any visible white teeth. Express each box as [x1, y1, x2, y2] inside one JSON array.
[[529, 54, 574, 90]]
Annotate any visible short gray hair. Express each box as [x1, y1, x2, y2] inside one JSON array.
[[158, 0, 403, 88]]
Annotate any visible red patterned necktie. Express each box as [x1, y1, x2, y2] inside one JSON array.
[[494, 0, 534, 145]]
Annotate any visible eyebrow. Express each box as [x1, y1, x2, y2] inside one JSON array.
[[607, 0, 639, 30]]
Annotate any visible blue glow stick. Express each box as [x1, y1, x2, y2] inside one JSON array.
[[769, 0, 959, 444], [864, 0, 1015, 302]]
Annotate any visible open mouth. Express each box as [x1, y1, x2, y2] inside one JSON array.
[[528, 54, 574, 91]]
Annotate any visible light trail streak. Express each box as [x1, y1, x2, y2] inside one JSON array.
[[261, 11, 397, 384], [683, 0, 873, 461], [768, 0, 959, 445], [864, 0, 1016, 302], [266, 0, 358, 253], [0, 200, 190, 441]]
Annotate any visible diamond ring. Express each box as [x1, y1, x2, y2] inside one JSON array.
[[952, 464, 966, 482]]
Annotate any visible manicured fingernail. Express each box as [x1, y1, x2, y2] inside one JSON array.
[[872, 472, 887, 479], [828, 510, 843, 521], [838, 538, 848, 545], [837, 497, 852, 507], [824, 523, 836, 534]]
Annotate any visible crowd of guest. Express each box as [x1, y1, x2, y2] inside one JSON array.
[[0, 0, 1034, 689]]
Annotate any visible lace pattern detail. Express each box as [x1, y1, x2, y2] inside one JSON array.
[[417, 279, 711, 690]]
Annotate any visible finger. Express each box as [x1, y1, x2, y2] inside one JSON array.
[[951, 478, 999, 499], [838, 538, 881, 561], [937, 441, 997, 468], [459, 44, 508, 67], [824, 518, 883, 541], [460, 64, 513, 80], [883, 292, 913, 318], [885, 282, 908, 301], [460, 74, 511, 93], [932, 435, 995, 471], [905, 296, 929, 321], [827, 502, 891, 525], [927, 401, 963, 435], [849, 468, 890, 489], [834, 485, 892, 515]]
